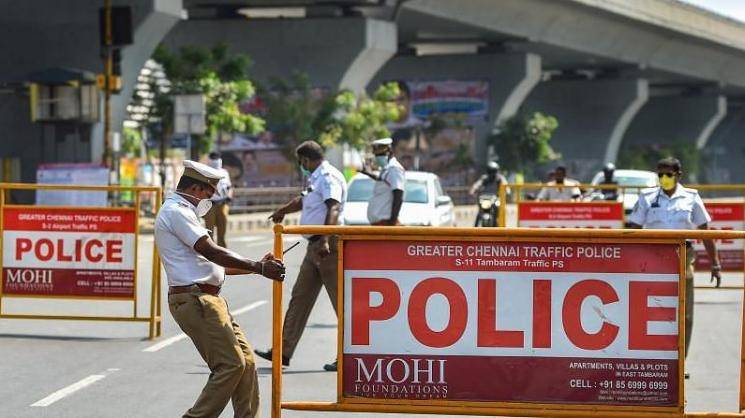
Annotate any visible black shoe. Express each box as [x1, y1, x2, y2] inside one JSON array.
[[254, 348, 290, 367], [323, 360, 337, 372]]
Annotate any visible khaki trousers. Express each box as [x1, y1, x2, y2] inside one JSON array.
[[205, 203, 229, 248], [282, 237, 339, 359], [169, 290, 259, 418], [685, 248, 695, 359]]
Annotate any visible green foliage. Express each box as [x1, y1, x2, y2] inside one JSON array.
[[150, 43, 264, 156], [121, 127, 142, 156], [617, 142, 704, 182], [489, 112, 560, 177], [318, 82, 401, 150], [261, 74, 401, 156]]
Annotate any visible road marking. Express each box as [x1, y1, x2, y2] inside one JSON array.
[[30, 369, 120, 407], [142, 300, 267, 353]]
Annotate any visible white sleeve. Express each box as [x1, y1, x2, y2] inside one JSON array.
[[169, 209, 210, 248], [536, 187, 548, 201], [321, 174, 344, 204], [627, 194, 649, 226], [691, 193, 712, 227], [386, 167, 405, 191]]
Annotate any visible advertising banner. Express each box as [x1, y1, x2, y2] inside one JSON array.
[[2, 207, 136, 298], [36, 163, 109, 207], [518, 202, 625, 229], [342, 239, 681, 407], [694, 202, 744, 271]]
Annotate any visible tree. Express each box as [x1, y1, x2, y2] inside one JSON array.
[[618, 141, 704, 182], [489, 111, 560, 178], [149, 43, 264, 158], [260, 73, 401, 157]]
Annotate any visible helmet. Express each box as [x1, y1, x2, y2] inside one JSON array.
[[603, 162, 615, 173], [487, 161, 500, 173]]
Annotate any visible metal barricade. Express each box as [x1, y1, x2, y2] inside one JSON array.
[[269, 224, 745, 418], [0, 183, 163, 339]]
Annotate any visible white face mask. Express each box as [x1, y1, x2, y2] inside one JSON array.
[[176, 192, 213, 217]]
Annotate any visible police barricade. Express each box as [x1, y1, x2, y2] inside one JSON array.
[[0, 183, 163, 339], [498, 183, 639, 229], [689, 185, 745, 276], [270, 225, 745, 418]]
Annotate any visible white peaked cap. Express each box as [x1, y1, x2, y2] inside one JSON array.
[[182, 160, 224, 186], [371, 137, 393, 146]]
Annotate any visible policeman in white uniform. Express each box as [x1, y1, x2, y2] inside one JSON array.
[[627, 157, 721, 359], [361, 137, 405, 225], [255, 140, 347, 371], [155, 160, 285, 418]]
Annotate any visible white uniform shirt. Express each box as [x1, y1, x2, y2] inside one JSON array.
[[367, 157, 405, 224], [154, 193, 224, 287], [628, 185, 711, 230], [210, 167, 232, 203], [536, 179, 581, 201], [300, 160, 347, 226]]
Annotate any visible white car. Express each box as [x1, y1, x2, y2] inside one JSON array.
[[344, 171, 456, 226], [589, 169, 658, 214]]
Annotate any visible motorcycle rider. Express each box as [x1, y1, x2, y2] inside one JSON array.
[[598, 162, 619, 201], [470, 161, 508, 226]]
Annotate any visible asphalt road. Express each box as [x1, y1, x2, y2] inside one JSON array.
[[0, 231, 743, 418]]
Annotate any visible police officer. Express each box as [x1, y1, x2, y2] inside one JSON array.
[[255, 140, 347, 372], [360, 137, 405, 225], [627, 157, 721, 359], [205, 152, 233, 248], [155, 160, 285, 418]]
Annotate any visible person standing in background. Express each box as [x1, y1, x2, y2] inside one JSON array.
[[205, 152, 233, 248]]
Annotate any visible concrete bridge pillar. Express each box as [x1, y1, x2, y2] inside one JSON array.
[[620, 94, 727, 154], [163, 17, 397, 95], [693, 103, 743, 184], [0, 0, 181, 182], [370, 52, 542, 166], [522, 78, 649, 180]]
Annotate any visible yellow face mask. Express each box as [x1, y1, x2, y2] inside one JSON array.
[[659, 174, 677, 191]]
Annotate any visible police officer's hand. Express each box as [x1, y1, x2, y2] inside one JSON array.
[[269, 210, 285, 224], [261, 259, 285, 281], [711, 266, 722, 288], [261, 252, 278, 262], [317, 239, 331, 258]]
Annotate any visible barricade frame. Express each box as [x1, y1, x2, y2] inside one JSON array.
[[271, 225, 745, 418], [0, 182, 163, 339]]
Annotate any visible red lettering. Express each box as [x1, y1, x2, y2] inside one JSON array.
[[351, 278, 400, 345], [15, 238, 32, 260], [85, 239, 104, 262], [57, 238, 72, 262], [107, 240, 123, 262], [477, 279, 523, 347], [562, 280, 619, 350], [629, 281, 678, 350], [35, 239, 54, 261], [408, 278, 467, 348], [532, 280, 552, 348]]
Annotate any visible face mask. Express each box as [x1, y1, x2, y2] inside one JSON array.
[[375, 155, 389, 168], [176, 192, 213, 217], [299, 163, 311, 177], [659, 174, 677, 191]]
